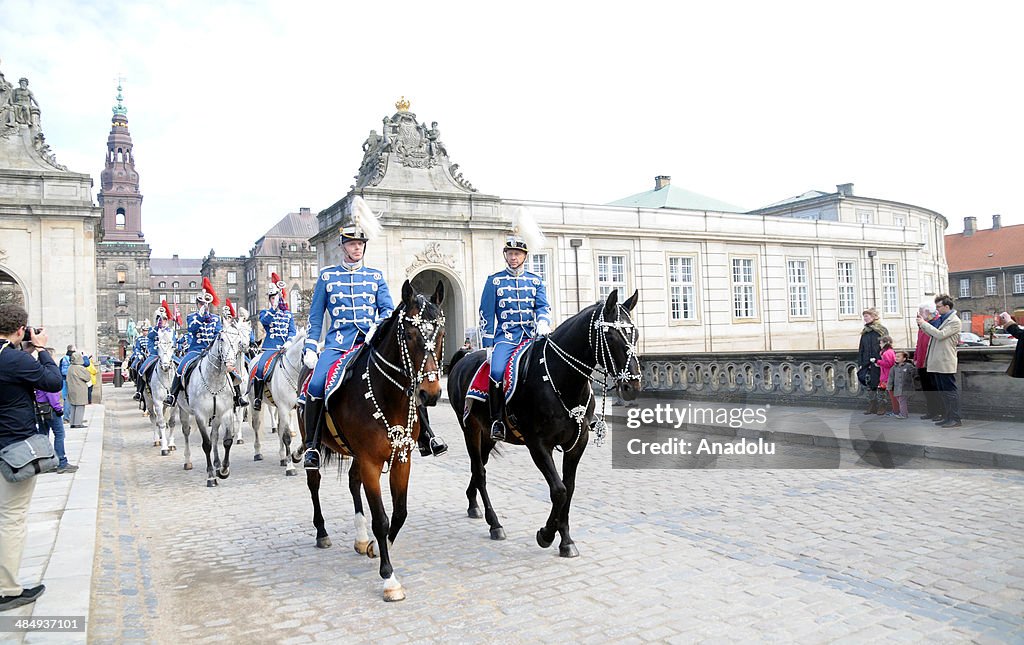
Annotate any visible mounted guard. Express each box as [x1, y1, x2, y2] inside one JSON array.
[[127, 319, 151, 389], [250, 272, 296, 411], [163, 277, 225, 407], [133, 300, 174, 404], [478, 211, 552, 441]]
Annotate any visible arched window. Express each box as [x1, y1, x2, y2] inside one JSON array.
[[172, 281, 179, 289], [189, 281, 197, 288], [115, 208, 126, 230], [117, 149, 123, 163], [158, 281, 166, 288], [290, 289, 301, 313]]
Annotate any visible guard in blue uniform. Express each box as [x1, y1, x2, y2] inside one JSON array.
[[250, 272, 296, 411], [133, 301, 173, 403], [301, 197, 447, 469], [127, 320, 150, 377], [164, 278, 224, 407], [479, 232, 551, 441], [220, 298, 250, 408]]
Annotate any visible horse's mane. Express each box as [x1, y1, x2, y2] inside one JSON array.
[[281, 327, 309, 353]]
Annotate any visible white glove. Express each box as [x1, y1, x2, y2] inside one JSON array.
[[303, 349, 318, 370], [536, 320, 551, 336], [364, 323, 378, 344], [486, 346, 494, 362]]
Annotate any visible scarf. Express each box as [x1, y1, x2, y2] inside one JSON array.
[[861, 321, 888, 337]]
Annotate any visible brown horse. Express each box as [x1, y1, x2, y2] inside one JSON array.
[[296, 280, 445, 602]]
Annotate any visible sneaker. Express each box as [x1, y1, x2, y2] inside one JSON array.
[[897, 414, 909, 419], [0, 584, 45, 610], [57, 464, 79, 474], [884, 412, 899, 418]]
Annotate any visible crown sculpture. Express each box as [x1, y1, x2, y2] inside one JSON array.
[[395, 96, 410, 112]]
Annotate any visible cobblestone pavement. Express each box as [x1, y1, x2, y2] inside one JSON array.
[[89, 387, 1024, 643]]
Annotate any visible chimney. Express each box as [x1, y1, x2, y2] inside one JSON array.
[[172, 254, 179, 260], [300, 207, 311, 216], [655, 175, 671, 190], [993, 214, 1002, 231], [964, 216, 977, 236], [836, 183, 854, 197]]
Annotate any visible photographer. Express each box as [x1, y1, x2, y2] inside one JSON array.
[[0, 304, 61, 610]]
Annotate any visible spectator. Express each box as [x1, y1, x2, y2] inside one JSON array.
[[916, 294, 962, 428], [34, 381, 76, 474], [888, 351, 917, 419], [0, 303, 61, 610], [997, 312, 1024, 378], [59, 344, 74, 420], [86, 356, 98, 404], [871, 335, 896, 416], [914, 304, 943, 420], [65, 352, 91, 429], [858, 308, 889, 415]]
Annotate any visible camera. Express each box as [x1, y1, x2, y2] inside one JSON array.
[[25, 325, 42, 336]]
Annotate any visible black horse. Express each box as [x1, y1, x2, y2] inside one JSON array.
[[448, 289, 641, 557]]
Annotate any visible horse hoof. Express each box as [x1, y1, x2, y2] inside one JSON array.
[[169, 445, 177, 451], [354, 540, 369, 555], [559, 543, 580, 558], [383, 586, 406, 602], [366, 541, 378, 559], [184, 463, 193, 471], [468, 507, 483, 519], [490, 527, 506, 541], [152, 441, 160, 447], [316, 537, 332, 549], [285, 470, 297, 477], [207, 479, 217, 487], [536, 529, 554, 549], [216, 468, 230, 479], [160, 449, 168, 456], [253, 454, 263, 461], [236, 439, 243, 444], [280, 459, 287, 467]]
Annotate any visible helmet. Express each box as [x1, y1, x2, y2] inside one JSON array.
[[504, 234, 528, 253], [222, 298, 237, 319], [267, 272, 287, 299], [339, 196, 380, 244], [196, 277, 219, 305]]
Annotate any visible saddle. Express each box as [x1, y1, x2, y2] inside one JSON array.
[[467, 339, 536, 406]]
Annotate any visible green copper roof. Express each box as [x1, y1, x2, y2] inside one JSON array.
[[607, 184, 744, 213], [112, 84, 127, 116]]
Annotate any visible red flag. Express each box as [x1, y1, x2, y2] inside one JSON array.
[[173, 304, 183, 327]]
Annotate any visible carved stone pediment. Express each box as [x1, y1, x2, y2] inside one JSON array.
[[0, 62, 67, 171], [406, 242, 456, 276]]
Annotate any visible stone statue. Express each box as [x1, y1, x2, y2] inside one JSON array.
[[12, 78, 40, 128], [362, 129, 381, 154], [0, 69, 15, 130], [426, 121, 447, 158]]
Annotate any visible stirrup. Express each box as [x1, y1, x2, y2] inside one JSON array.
[[303, 447, 321, 471], [234, 395, 248, 408], [163, 394, 176, 406], [490, 420, 506, 442], [132, 392, 143, 401]]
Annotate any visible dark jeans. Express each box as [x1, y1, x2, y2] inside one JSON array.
[[931, 372, 962, 423], [918, 367, 942, 417], [36, 413, 68, 467]]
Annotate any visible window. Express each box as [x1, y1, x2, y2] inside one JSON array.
[[173, 293, 180, 304], [228, 287, 236, 295], [290, 263, 301, 278], [117, 292, 126, 305], [116, 270, 127, 284], [116, 318, 127, 333], [158, 281, 166, 288], [786, 259, 809, 317], [985, 275, 997, 296], [856, 209, 873, 224], [268, 265, 277, 277], [924, 274, 934, 295], [731, 258, 756, 318], [837, 261, 857, 315], [310, 245, 316, 252], [881, 262, 899, 315], [115, 208, 126, 230], [227, 271, 237, 284], [289, 243, 297, 252], [668, 256, 696, 321], [162, 293, 169, 303], [172, 281, 179, 289], [959, 278, 971, 298], [597, 255, 626, 301], [920, 221, 930, 251], [310, 264, 318, 278], [1015, 274, 1024, 294], [961, 311, 972, 327], [893, 214, 905, 227], [528, 254, 548, 284], [189, 281, 197, 288], [290, 289, 301, 312]]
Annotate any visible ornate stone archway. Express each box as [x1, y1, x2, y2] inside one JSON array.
[[409, 267, 464, 369], [0, 265, 27, 307]]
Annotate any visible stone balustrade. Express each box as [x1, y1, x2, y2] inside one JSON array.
[[639, 346, 1023, 420]]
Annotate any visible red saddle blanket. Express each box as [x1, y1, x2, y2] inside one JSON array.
[[466, 339, 531, 405]]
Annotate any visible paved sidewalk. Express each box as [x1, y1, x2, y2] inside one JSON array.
[[1, 404, 104, 645], [607, 395, 1024, 469]]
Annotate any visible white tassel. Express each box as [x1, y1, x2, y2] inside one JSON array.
[[351, 196, 383, 241], [512, 207, 546, 253]]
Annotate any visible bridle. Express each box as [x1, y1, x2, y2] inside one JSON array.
[[542, 302, 641, 451], [365, 297, 445, 467], [157, 330, 176, 371]]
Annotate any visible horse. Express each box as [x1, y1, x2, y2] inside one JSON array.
[[221, 319, 252, 446], [142, 327, 179, 456], [248, 327, 306, 475], [295, 280, 445, 602], [447, 289, 641, 557], [172, 329, 241, 487]]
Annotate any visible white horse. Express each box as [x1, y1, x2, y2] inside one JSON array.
[[174, 330, 239, 487], [221, 318, 252, 446], [248, 328, 306, 476], [143, 327, 179, 456]]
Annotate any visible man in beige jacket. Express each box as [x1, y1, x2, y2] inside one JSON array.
[[916, 294, 962, 427]]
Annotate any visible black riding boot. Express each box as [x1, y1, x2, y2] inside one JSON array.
[[252, 379, 265, 411], [164, 374, 182, 406], [489, 379, 506, 442], [233, 384, 248, 409], [417, 404, 448, 457], [133, 375, 146, 401], [303, 397, 324, 470]]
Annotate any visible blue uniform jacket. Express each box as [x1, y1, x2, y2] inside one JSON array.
[[259, 307, 296, 351], [479, 267, 551, 347], [186, 311, 222, 353], [306, 263, 394, 353]]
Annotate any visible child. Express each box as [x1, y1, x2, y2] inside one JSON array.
[[888, 350, 917, 419], [871, 335, 897, 415]]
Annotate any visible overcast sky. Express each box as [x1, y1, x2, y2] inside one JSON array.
[[2, 0, 1021, 258]]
